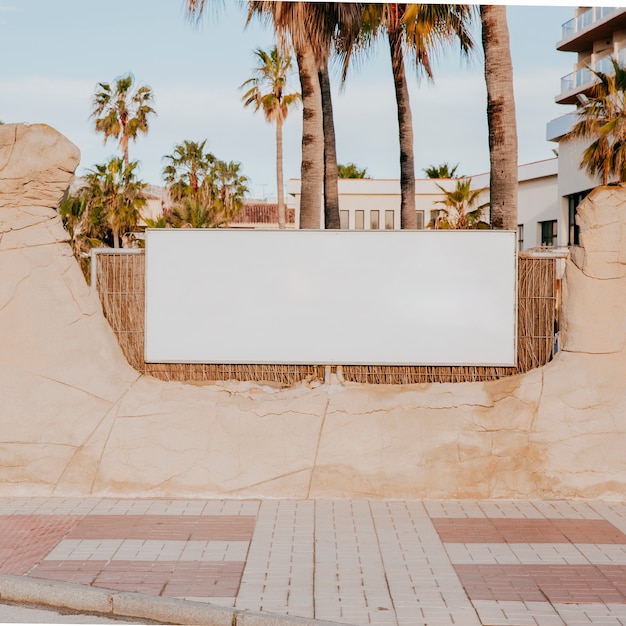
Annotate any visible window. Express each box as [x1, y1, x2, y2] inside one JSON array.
[[517, 224, 524, 252], [416, 210, 424, 230], [567, 190, 590, 246], [355, 210, 365, 230], [340, 210, 349, 230], [370, 210, 379, 230], [385, 210, 395, 230], [540, 220, 558, 247], [429, 209, 440, 226]]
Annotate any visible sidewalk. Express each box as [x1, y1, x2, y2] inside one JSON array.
[[2, 498, 626, 625]]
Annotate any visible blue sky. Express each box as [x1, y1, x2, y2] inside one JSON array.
[[0, 1, 576, 198]]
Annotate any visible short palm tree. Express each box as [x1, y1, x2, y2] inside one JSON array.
[[338, 162, 369, 178], [423, 162, 460, 179], [430, 178, 489, 230], [91, 74, 156, 167], [241, 46, 301, 229], [165, 196, 224, 229], [210, 159, 249, 221], [569, 58, 626, 185], [162, 139, 215, 204], [84, 157, 147, 248]]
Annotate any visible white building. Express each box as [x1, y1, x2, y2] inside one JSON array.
[[547, 6, 626, 246], [287, 158, 559, 251]]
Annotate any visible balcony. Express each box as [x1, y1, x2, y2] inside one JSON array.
[[556, 49, 626, 105], [558, 7, 626, 52]]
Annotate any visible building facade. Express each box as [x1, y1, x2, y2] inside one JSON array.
[[547, 6, 626, 246], [287, 158, 559, 251]]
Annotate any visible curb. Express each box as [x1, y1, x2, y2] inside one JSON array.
[[0, 575, 343, 626]]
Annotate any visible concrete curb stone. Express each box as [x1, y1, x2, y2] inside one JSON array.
[[0, 575, 343, 626]]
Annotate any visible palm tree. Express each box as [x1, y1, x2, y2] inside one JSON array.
[[480, 5, 518, 230], [340, 4, 474, 229], [84, 157, 147, 248], [430, 178, 489, 229], [210, 159, 250, 221], [91, 73, 156, 167], [185, 1, 362, 229], [162, 139, 248, 226], [243, 2, 364, 229], [241, 46, 301, 229], [338, 162, 369, 178], [162, 139, 215, 203], [164, 196, 225, 228], [423, 162, 460, 178], [569, 59, 626, 186]]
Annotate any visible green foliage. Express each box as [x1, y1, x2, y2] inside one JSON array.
[[162, 140, 249, 228], [83, 157, 147, 248], [337, 162, 369, 178], [143, 215, 168, 228], [422, 162, 460, 179], [569, 59, 626, 186], [429, 178, 489, 229], [163, 139, 215, 204], [91, 73, 155, 165], [240, 46, 301, 125]]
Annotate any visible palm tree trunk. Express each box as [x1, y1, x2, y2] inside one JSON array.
[[388, 26, 417, 230], [296, 40, 324, 229], [120, 126, 130, 168], [276, 116, 286, 229], [319, 63, 340, 229], [481, 4, 518, 231]]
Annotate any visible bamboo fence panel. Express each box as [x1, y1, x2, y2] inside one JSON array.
[[95, 252, 557, 386]]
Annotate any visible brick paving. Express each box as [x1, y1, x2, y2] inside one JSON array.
[[4, 499, 626, 624]]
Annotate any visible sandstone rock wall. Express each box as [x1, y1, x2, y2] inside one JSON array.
[[1, 123, 625, 499]]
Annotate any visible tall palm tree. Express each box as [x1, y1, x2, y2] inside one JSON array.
[[84, 157, 147, 248], [569, 59, 626, 186], [244, 2, 363, 229], [241, 46, 301, 229], [340, 4, 474, 229], [162, 139, 215, 203], [480, 5, 518, 230], [91, 74, 156, 167], [185, 1, 362, 229]]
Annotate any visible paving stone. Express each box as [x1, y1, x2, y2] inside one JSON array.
[[3, 498, 626, 626]]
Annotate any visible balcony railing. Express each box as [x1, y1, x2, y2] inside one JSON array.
[[561, 7, 617, 40], [559, 49, 626, 97]]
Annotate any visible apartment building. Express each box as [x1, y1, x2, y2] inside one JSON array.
[[547, 6, 626, 246]]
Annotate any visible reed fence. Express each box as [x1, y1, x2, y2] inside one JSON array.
[[94, 251, 557, 386]]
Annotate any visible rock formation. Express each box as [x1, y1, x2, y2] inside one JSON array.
[[1, 122, 626, 499]]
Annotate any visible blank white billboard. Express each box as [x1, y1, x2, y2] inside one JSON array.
[[145, 229, 517, 366]]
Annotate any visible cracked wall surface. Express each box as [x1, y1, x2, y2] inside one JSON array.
[[2, 122, 626, 499]]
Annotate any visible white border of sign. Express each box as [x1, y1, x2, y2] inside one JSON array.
[[145, 229, 517, 366]]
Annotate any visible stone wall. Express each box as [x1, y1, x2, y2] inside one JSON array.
[[2, 123, 626, 500]]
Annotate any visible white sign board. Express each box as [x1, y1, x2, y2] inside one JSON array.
[[145, 229, 517, 366]]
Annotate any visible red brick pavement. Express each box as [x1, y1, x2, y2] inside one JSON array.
[[66, 515, 256, 541], [0, 515, 82, 575], [0, 513, 254, 599], [455, 564, 626, 604], [432, 517, 626, 544]]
